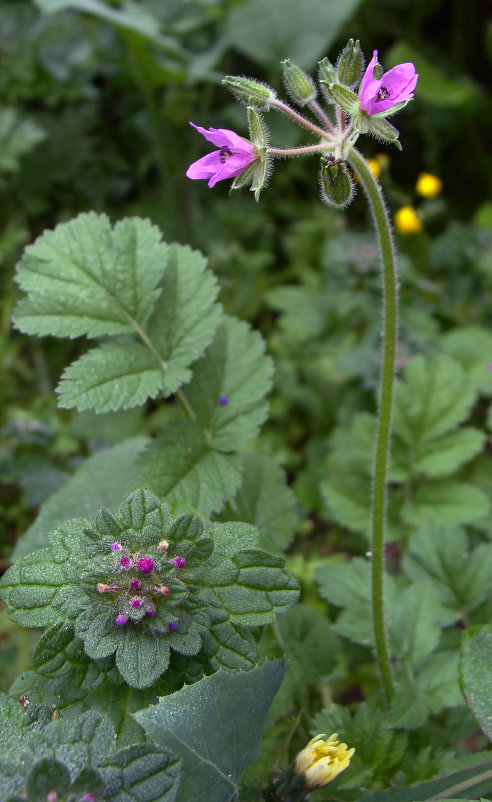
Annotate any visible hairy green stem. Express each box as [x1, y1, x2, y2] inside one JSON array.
[[273, 99, 334, 141], [347, 147, 396, 701], [268, 143, 333, 157]]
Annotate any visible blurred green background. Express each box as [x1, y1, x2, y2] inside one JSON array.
[[0, 0, 491, 601]]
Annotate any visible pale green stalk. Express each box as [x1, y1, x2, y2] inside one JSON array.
[[346, 147, 397, 701]]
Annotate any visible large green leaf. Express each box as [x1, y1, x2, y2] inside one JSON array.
[[135, 660, 287, 802], [185, 316, 273, 452], [14, 437, 146, 558], [225, 0, 362, 69], [136, 420, 242, 516], [359, 762, 492, 801], [14, 214, 169, 338], [402, 480, 490, 528], [460, 625, 492, 742]]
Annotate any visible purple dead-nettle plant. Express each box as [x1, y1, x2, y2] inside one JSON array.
[[186, 40, 418, 704]]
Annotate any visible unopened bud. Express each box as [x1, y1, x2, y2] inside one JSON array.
[[320, 158, 355, 209], [248, 105, 267, 149], [318, 57, 337, 85], [281, 59, 316, 106], [222, 76, 276, 110], [337, 39, 363, 88], [158, 539, 169, 552]]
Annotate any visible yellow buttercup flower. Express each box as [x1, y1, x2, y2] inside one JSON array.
[[366, 158, 381, 179], [394, 205, 423, 234], [295, 733, 355, 789], [416, 172, 442, 198]]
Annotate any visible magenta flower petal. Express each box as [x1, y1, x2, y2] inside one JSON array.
[[359, 49, 418, 115], [187, 121, 258, 189]]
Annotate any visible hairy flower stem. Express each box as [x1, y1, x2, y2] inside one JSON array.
[[347, 147, 396, 702], [268, 143, 333, 157], [273, 99, 333, 141]]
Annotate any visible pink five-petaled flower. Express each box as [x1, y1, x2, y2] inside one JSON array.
[[359, 50, 418, 116], [186, 123, 258, 188]]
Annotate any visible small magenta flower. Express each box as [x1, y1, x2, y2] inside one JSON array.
[[120, 555, 131, 569], [186, 123, 258, 188], [173, 556, 186, 569], [116, 614, 128, 626], [168, 621, 178, 631], [136, 556, 154, 574], [359, 50, 418, 116], [129, 578, 141, 590], [110, 541, 122, 551], [130, 597, 143, 609], [146, 606, 156, 617]]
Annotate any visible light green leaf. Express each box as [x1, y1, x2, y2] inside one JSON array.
[[0, 109, 45, 173], [389, 652, 461, 728], [57, 342, 165, 412], [460, 625, 492, 741], [402, 480, 490, 528], [393, 355, 477, 445], [136, 420, 242, 517], [185, 316, 273, 451], [321, 474, 371, 537], [412, 428, 485, 477], [220, 453, 298, 554], [441, 326, 492, 396], [389, 582, 444, 665], [134, 660, 287, 802], [14, 214, 168, 338], [14, 437, 147, 558], [403, 526, 492, 616], [147, 244, 222, 396], [226, 0, 362, 69]]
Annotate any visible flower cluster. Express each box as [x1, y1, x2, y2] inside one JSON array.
[[186, 40, 418, 203], [94, 540, 187, 631]]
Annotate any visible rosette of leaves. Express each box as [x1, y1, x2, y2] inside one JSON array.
[[0, 489, 299, 689]]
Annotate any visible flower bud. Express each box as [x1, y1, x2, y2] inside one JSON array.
[[222, 76, 276, 110], [318, 58, 337, 103], [247, 105, 267, 149], [281, 59, 316, 106], [320, 158, 355, 209], [337, 39, 363, 88]]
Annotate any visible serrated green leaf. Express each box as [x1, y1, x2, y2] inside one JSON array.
[[219, 453, 298, 554], [393, 355, 477, 444], [185, 316, 273, 451], [315, 557, 378, 646], [210, 549, 299, 627], [14, 214, 168, 338], [106, 744, 181, 802], [460, 625, 492, 741], [115, 629, 171, 689], [412, 427, 485, 477], [389, 582, 445, 664], [389, 652, 461, 728], [321, 474, 371, 537], [26, 758, 71, 799], [403, 526, 492, 616], [136, 420, 242, 516], [135, 660, 287, 802], [14, 437, 147, 558], [146, 244, 221, 394], [0, 108, 45, 173], [57, 342, 165, 412], [402, 480, 490, 527], [441, 326, 492, 396]]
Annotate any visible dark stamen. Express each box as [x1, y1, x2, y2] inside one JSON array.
[[220, 146, 232, 162], [375, 85, 391, 102]]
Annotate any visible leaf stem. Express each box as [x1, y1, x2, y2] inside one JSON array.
[[347, 146, 397, 702], [429, 767, 492, 800]]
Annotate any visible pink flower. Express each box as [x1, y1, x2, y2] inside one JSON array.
[[120, 555, 132, 569], [136, 556, 154, 574], [359, 50, 418, 116], [173, 556, 186, 569], [186, 123, 258, 188]]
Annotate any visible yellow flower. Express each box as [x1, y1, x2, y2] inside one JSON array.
[[295, 733, 355, 789], [394, 205, 423, 234], [375, 152, 390, 168], [416, 172, 442, 198], [366, 158, 381, 179]]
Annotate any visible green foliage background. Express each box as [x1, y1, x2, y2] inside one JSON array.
[[1, 0, 492, 799]]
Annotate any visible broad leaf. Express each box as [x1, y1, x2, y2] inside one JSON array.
[[402, 481, 490, 527], [14, 214, 168, 338], [136, 420, 242, 516], [135, 660, 287, 802], [460, 625, 492, 741]]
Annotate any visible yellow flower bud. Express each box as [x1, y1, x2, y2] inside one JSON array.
[[394, 205, 423, 234], [295, 733, 355, 789], [416, 172, 442, 198]]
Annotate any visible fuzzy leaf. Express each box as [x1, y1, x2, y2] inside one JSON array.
[[389, 652, 461, 728], [14, 214, 168, 338], [185, 316, 273, 451], [134, 660, 287, 802], [460, 625, 492, 742], [442, 326, 492, 396], [410, 427, 485, 478], [402, 480, 490, 527], [136, 420, 242, 516]]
